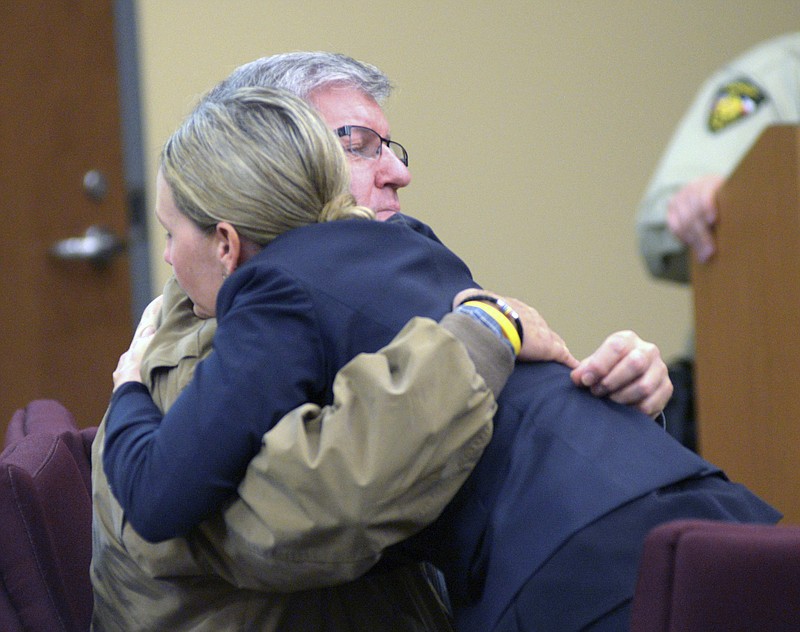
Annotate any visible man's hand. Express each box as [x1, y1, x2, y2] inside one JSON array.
[[112, 295, 163, 391], [570, 330, 673, 417], [452, 289, 578, 368], [667, 174, 725, 263], [453, 290, 671, 416]]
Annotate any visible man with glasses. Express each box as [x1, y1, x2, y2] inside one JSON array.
[[92, 52, 678, 630]]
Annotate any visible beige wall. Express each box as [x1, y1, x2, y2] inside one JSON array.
[[136, 1, 800, 359]]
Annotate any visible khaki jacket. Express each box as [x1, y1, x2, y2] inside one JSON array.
[[91, 277, 507, 631]]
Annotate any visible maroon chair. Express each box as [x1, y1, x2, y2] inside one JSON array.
[[0, 400, 97, 632], [630, 518, 800, 631]]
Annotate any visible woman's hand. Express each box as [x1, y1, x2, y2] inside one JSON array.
[[112, 295, 163, 391]]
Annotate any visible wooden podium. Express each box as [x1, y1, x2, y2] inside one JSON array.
[[692, 125, 800, 524]]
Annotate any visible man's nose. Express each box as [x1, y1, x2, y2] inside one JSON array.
[[377, 150, 411, 189]]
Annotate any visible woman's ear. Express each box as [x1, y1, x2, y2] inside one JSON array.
[[214, 222, 241, 277]]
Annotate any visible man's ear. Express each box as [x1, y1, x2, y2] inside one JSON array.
[[214, 221, 241, 277]]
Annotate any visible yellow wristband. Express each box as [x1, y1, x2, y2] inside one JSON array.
[[462, 300, 522, 355]]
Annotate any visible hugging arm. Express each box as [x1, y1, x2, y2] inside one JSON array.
[[104, 275, 331, 542], [193, 314, 512, 591], [107, 275, 671, 589]]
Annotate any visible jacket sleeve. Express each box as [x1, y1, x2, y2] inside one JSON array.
[[106, 266, 338, 543], [188, 315, 507, 591]]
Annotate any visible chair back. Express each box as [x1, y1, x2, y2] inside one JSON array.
[[0, 400, 96, 632], [630, 518, 800, 631]]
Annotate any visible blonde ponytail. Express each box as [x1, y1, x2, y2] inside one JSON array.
[[319, 192, 375, 222]]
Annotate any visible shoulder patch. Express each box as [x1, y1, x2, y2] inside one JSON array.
[[708, 78, 767, 133]]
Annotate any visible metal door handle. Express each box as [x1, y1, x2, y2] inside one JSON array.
[[50, 225, 126, 266]]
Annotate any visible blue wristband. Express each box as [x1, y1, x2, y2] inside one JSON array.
[[455, 303, 515, 354]]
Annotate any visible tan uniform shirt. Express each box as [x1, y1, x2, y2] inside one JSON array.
[[637, 32, 800, 283]]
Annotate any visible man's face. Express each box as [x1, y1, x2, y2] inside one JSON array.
[[307, 85, 411, 220]]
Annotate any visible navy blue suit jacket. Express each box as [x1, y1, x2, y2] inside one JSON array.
[[218, 219, 777, 629]]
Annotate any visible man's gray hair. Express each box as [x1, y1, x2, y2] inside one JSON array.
[[206, 51, 393, 104]]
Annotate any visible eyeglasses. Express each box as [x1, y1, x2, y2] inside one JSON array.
[[334, 125, 409, 167]]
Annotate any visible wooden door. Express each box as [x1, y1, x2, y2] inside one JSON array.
[[0, 1, 133, 431]]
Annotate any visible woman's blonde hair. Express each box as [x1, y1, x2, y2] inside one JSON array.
[[160, 86, 374, 245]]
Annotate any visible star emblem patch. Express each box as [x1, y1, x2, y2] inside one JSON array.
[[708, 79, 767, 132]]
